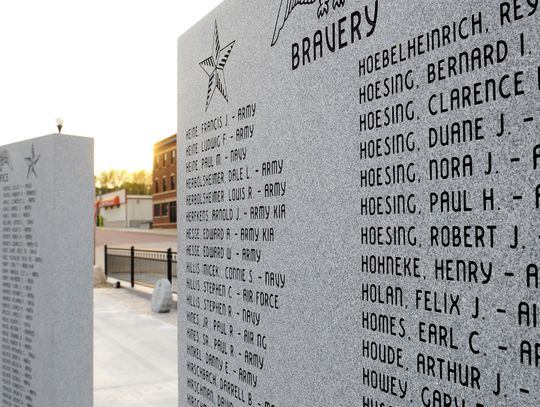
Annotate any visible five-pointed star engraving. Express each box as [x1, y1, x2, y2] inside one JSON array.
[[25, 144, 40, 179], [199, 21, 235, 111]]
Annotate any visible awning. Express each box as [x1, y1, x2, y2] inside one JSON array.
[[97, 196, 121, 208]]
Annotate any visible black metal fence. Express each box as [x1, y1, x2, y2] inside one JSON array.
[[104, 246, 177, 293]]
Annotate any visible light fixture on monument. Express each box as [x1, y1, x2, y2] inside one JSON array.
[[56, 117, 64, 134]]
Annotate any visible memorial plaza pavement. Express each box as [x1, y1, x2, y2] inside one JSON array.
[[94, 287, 178, 407]]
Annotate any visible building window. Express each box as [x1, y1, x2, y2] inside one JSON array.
[[162, 177, 167, 192], [170, 201, 177, 223], [171, 150, 176, 165], [154, 179, 159, 193], [171, 175, 175, 190], [162, 203, 169, 217], [156, 156, 160, 167], [163, 153, 167, 167], [153, 204, 161, 217]]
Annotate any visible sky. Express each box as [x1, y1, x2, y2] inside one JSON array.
[[0, 0, 223, 174]]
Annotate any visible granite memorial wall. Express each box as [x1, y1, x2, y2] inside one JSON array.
[[178, 1, 539, 405], [0, 134, 93, 407]]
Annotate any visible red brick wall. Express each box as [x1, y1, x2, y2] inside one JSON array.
[[152, 135, 177, 229]]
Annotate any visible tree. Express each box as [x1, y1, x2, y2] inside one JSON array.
[[95, 170, 152, 196], [123, 170, 152, 195]]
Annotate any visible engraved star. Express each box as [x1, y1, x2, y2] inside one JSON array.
[[199, 21, 235, 111], [25, 144, 40, 179]]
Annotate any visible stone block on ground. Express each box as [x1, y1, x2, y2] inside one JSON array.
[[151, 279, 172, 313], [93, 265, 106, 287]]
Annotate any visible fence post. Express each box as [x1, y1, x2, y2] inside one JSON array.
[[104, 245, 108, 277], [130, 246, 135, 288], [167, 248, 172, 283]]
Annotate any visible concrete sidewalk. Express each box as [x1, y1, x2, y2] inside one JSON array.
[[94, 288, 178, 407]]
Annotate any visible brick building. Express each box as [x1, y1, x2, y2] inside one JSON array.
[[152, 134, 177, 229]]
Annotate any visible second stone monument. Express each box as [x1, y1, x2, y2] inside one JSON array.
[[1, 134, 94, 407]]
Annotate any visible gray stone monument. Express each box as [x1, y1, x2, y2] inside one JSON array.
[[0, 134, 93, 407], [178, 1, 539, 406]]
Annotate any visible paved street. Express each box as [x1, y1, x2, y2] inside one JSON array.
[[94, 288, 177, 407], [96, 227, 177, 250]]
